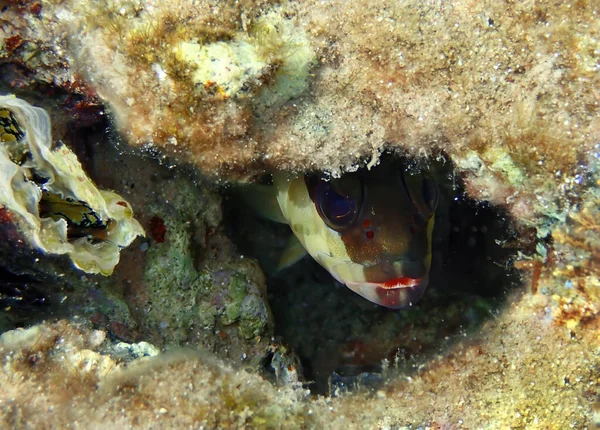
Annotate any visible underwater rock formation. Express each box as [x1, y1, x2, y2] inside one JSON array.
[[1, 0, 597, 253], [0, 321, 313, 428], [0, 0, 598, 428], [0, 292, 597, 428], [0, 105, 275, 366], [1, 2, 595, 178]]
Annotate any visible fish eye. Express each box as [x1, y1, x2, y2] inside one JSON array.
[[421, 175, 439, 213], [402, 171, 439, 218], [307, 175, 363, 230]]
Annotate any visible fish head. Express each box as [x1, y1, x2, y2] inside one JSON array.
[[277, 160, 438, 309]]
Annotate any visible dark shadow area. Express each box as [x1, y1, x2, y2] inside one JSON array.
[[223, 154, 523, 395], [0, 266, 48, 314], [0, 244, 72, 332]]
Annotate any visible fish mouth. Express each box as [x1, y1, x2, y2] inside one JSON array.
[[315, 252, 429, 309], [344, 276, 428, 309]]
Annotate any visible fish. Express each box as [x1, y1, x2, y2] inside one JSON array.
[[246, 159, 439, 309]]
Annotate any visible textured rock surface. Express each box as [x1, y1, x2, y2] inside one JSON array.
[[0, 1, 598, 428], [2, 1, 596, 176], [0, 294, 597, 428], [0, 321, 313, 428]]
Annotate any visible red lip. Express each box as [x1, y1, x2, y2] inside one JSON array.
[[338, 272, 429, 309], [379, 276, 421, 289], [369, 276, 426, 309]]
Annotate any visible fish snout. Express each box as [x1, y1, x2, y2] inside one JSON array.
[[345, 276, 429, 309], [318, 252, 431, 309]]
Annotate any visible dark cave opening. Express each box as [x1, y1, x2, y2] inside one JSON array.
[[224, 155, 523, 395], [0, 90, 525, 396]]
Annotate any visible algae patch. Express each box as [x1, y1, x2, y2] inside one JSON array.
[[0, 95, 144, 275], [171, 10, 316, 109]]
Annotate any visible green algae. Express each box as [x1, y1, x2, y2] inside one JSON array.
[[196, 300, 217, 329], [138, 169, 272, 350], [143, 210, 210, 344], [222, 273, 249, 325], [219, 272, 269, 339], [239, 294, 269, 339]]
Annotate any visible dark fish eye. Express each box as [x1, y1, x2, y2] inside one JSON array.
[[306, 175, 363, 230], [421, 175, 439, 213], [322, 187, 354, 219], [402, 171, 439, 218]]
